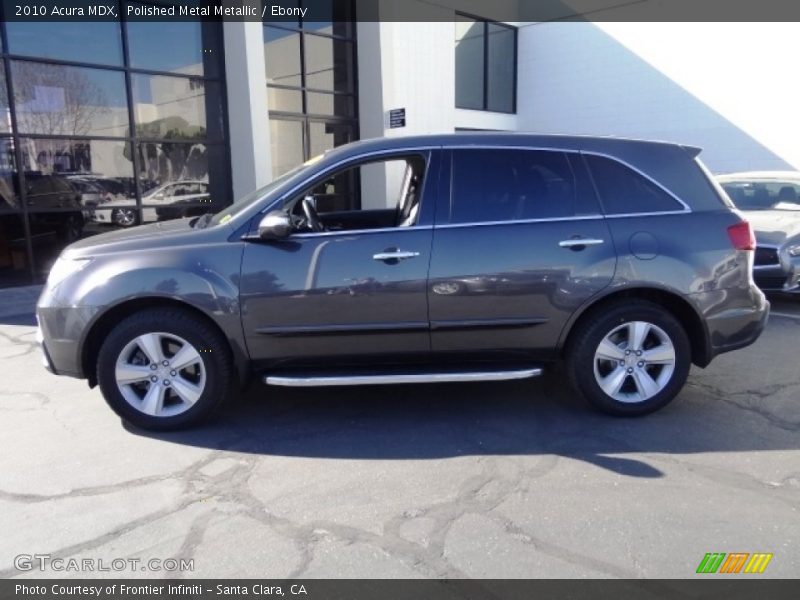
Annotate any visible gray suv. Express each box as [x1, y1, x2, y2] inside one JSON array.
[[36, 134, 769, 430]]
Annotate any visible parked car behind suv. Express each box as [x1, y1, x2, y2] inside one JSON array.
[[37, 134, 768, 430], [717, 171, 800, 293]]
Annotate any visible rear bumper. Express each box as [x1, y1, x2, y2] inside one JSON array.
[[699, 287, 770, 363]]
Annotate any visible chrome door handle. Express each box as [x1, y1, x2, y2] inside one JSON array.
[[559, 238, 604, 248], [373, 250, 420, 261]]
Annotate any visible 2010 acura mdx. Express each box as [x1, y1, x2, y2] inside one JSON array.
[[36, 134, 769, 430]]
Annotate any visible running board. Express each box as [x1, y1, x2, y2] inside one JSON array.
[[264, 367, 542, 387]]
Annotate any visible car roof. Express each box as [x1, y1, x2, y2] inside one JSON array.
[[716, 171, 800, 181], [323, 132, 702, 159]]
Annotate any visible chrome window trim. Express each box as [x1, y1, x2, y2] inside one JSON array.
[[579, 150, 692, 213], [290, 225, 433, 239], [433, 214, 604, 230]]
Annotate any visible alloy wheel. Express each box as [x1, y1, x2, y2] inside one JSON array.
[[592, 320, 676, 403], [114, 332, 206, 418]]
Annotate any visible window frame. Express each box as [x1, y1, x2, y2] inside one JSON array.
[[455, 13, 517, 115]]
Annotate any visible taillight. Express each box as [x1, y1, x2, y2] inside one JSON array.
[[727, 221, 756, 251]]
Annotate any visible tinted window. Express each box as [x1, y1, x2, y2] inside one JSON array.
[[6, 21, 123, 66], [451, 150, 578, 224], [455, 17, 516, 113], [721, 180, 800, 210], [585, 155, 683, 214]]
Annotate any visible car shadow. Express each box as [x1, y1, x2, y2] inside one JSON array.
[[124, 365, 800, 480]]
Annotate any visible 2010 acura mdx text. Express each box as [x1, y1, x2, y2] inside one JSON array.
[[36, 134, 769, 430]]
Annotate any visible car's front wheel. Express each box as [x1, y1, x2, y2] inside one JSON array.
[[567, 300, 691, 416], [96, 308, 232, 430]]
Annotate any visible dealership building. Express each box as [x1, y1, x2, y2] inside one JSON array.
[[0, 1, 797, 288]]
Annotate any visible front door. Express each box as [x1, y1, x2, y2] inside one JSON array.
[[240, 151, 439, 368]]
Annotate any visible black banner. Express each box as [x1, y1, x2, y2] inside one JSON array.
[[3, 0, 800, 23], [4, 580, 800, 600]]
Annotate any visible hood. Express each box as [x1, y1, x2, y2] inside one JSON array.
[[740, 209, 800, 245], [64, 218, 219, 257]]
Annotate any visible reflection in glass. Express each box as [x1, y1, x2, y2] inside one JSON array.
[[270, 119, 304, 177], [487, 24, 515, 113], [126, 18, 206, 76], [264, 27, 302, 87], [0, 140, 22, 284], [132, 74, 215, 140], [304, 35, 354, 92], [308, 121, 353, 158], [11, 61, 129, 137], [0, 64, 10, 133], [6, 20, 123, 66], [306, 92, 354, 118], [455, 17, 485, 110], [267, 87, 303, 113]]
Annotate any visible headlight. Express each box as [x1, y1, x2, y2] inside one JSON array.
[[788, 245, 800, 257], [46, 257, 92, 288]]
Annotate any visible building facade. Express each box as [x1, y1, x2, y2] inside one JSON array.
[[0, 2, 797, 288]]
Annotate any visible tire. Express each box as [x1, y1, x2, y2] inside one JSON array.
[[96, 308, 233, 430], [566, 300, 691, 416], [112, 208, 139, 227]]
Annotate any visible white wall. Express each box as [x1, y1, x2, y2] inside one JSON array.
[[517, 22, 800, 174]]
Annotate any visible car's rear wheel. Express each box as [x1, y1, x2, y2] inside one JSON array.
[[567, 300, 691, 416], [97, 308, 232, 430]]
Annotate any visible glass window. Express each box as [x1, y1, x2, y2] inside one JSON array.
[[132, 74, 219, 140], [6, 20, 123, 66], [306, 92, 355, 118], [451, 150, 577, 223], [455, 17, 484, 111], [269, 119, 305, 177], [455, 17, 516, 113], [308, 121, 355, 158], [267, 87, 303, 113], [126, 18, 205, 76], [0, 64, 10, 133], [264, 27, 302, 87], [11, 61, 129, 137], [304, 35, 354, 92], [585, 155, 683, 215], [721, 180, 800, 210], [487, 24, 515, 113]]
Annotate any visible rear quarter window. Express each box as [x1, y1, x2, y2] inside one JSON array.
[[585, 154, 685, 215]]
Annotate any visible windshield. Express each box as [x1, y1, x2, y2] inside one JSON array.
[[208, 162, 310, 226], [720, 180, 800, 211]]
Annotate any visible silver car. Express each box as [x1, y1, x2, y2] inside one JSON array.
[[717, 171, 800, 293]]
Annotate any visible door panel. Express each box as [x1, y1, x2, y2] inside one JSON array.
[[428, 148, 616, 357], [428, 219, 615, 355], [240, 228, 433, 366]]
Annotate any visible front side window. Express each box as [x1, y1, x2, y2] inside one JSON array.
[[284, 155, 427, 232], [455, 16, 516, 113], [450, 149, 578, 224], [584, 155, 685, 215]]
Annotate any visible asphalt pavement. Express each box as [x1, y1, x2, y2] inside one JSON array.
[[1, 287, 798, 578]]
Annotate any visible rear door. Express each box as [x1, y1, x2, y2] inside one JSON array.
[[428, 148, 616, 358]]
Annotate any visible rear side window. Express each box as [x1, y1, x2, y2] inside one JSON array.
[[585, 154, 684, 215], [450, 149, 579, 223]]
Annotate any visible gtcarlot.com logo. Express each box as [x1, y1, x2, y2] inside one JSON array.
[[14, 554, 194, 573], [696, 552, 773, 574]]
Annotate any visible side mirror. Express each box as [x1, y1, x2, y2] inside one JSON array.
[[258, 210, 292, 240]]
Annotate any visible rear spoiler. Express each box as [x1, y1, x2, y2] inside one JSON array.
[[681, 145, 702, 158]]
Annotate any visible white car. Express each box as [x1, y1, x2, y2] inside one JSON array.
[[92, 181, 210, 227]]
